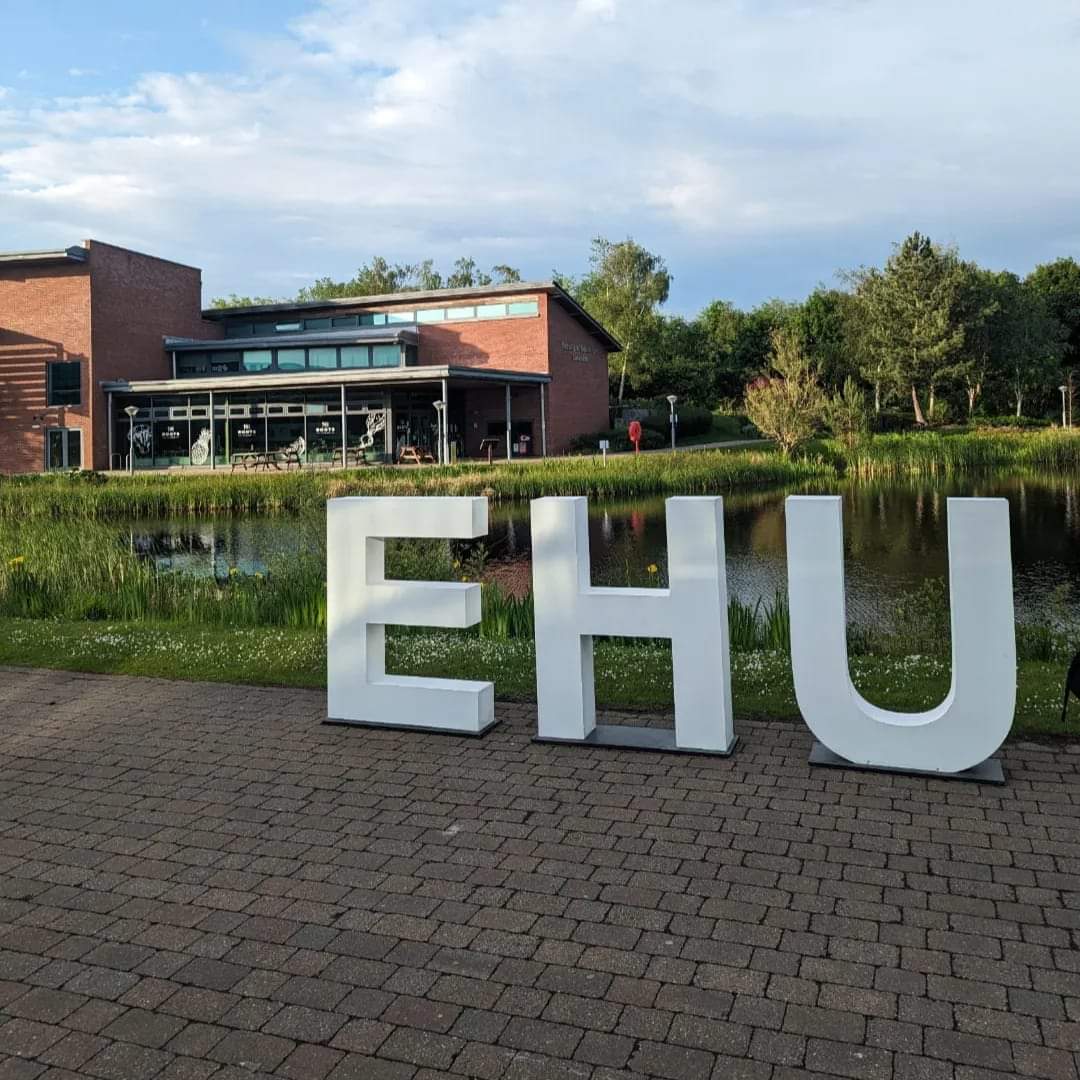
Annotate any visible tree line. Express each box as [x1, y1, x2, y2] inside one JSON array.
[[572, 233, 1080, 426]]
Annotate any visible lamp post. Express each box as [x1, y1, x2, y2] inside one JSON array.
[[433, 400, 446, 465], [1060, 385, 1069, 430], [123, 405, 139, 474], [666, 394, 678, 451]]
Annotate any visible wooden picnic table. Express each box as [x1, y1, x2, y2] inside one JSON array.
[[398, 445, 436, 465], [230, 449, 302, 472]]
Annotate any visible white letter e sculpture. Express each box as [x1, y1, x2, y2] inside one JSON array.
[[326, 496, 496, 735], [785, 496, 1013, 783]]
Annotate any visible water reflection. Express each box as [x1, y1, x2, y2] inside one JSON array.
[[120, 474, 1080, 631]]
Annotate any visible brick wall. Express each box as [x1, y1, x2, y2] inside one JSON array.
[[0, 260, 92, 475], [88, 241, 221, 470], [545, 296, 612, 453]]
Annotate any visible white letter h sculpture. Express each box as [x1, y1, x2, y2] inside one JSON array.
[[327, 496, 496, 735], [531, 496, 737, 755]]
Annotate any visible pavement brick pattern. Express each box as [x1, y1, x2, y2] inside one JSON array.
[[0, 667, 1078, 1079]]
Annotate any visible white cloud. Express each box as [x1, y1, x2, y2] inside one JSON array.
[[0, 0, 1078, 309]]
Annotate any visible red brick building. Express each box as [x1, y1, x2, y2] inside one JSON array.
[[0, 240, 617, 473]]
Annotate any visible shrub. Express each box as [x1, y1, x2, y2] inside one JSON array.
[[974, 414, 1052, 430], [567, 427, 666, 454], [824, 377, 871, 450], [743, 329, 826, 457]]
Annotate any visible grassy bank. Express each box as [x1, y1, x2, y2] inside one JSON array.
[[0, 448, 824, 520], [0, 618, 1069, 739], [2, 429, 1078, 521]]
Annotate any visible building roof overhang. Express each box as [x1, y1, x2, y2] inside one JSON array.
[[166, 327, 419, 351], [201, 280, 623, 353], [0, 245, 88, 268], [101, 365, 551, 395]]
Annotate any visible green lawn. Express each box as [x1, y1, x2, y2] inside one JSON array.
[[0, 618, 1070, 740]]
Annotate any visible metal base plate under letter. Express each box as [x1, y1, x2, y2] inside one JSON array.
[[808, 742, 1005, 785], [534, 724, 738, 757], [324, 717, 500, 738]]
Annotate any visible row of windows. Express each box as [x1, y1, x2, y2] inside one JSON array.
[[222, 299, 539, 338], [175, 343, 409, 378]]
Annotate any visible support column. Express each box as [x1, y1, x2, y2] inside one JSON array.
[[384, 392, 393, 461], [441, 377, 449, 464], [505, 384, 512, 461], [341, 384, 347, 468], [107, 392, 114, 470], [540, 383, 547, 458], [263, 391, 269, 453], [209, 390, 216, 470]]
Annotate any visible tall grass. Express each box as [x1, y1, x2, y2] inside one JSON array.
[[0, 449, 828, 521], [838, 430, 1080, 477], [5, 431, 1078, 522]]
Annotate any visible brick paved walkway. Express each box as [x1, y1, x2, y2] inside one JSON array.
[[0, 668, 1079, 1080]]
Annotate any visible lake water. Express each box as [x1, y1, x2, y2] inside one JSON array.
[[121, 474, 1080, 631]]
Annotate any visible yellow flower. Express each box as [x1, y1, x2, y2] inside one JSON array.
[[452, 560, 461, 569], [8, 556, 25, 568], [254, 572, 264, 580], [647, 563, 659, 574], [461, 576, 469, 582], [228, 567, 239, 576]]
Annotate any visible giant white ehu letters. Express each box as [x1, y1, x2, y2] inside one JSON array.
[[326, 494, 1016, 777], [785, 495, 1015, 775], [326, 495, 495, 734]]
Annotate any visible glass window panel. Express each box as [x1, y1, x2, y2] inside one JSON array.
[[371, 344, 401, 368], [416, 308, 444, 323], [358, 312, 387, 326], [275, 322, 301, 332], [340, 346, 370, 369], [333, 315, 360, 327], [176, 353, 208, 377], [477, 303, 507, 318], [507, 300, 539, 316], [252, 322, 276, 336], [276, 349, 306, 371], [47, 362, 81, 406], [304, 317, 331, 331], [209, 351, 241, 374], [224, 323, 252, 338], [307, 347, 338, 370], [386, 310, 414, 324], [446, 306, 475, 320], [242, 350, 272, 372]]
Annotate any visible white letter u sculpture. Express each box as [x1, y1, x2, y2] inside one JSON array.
[[785, 496, 1014, 782]]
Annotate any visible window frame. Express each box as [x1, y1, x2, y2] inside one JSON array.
[[46, 361, 82, 407]]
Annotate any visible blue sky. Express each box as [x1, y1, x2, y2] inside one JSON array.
[[2, 1, 1079, 314]]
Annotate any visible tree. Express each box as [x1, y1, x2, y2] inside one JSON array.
[[1027, 257, 1080, 425], [637, 316, 713, 403], [574, 237, 671, 403], [293, 256, 523, 302], [744, 328, 826, 456], [209, 293, 282, 309], [853, 233, 963, 424], [797, 288, 857, 388], [990, 276, 1063, 418], [947, 263, 1000, 417]]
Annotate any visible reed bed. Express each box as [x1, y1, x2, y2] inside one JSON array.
[[3, 431, 1077, 522], [838, 429, 1080, 478], [0, 449, 828, 521]]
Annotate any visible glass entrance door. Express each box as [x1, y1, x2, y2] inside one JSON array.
[[45, 428, 82, 470]]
